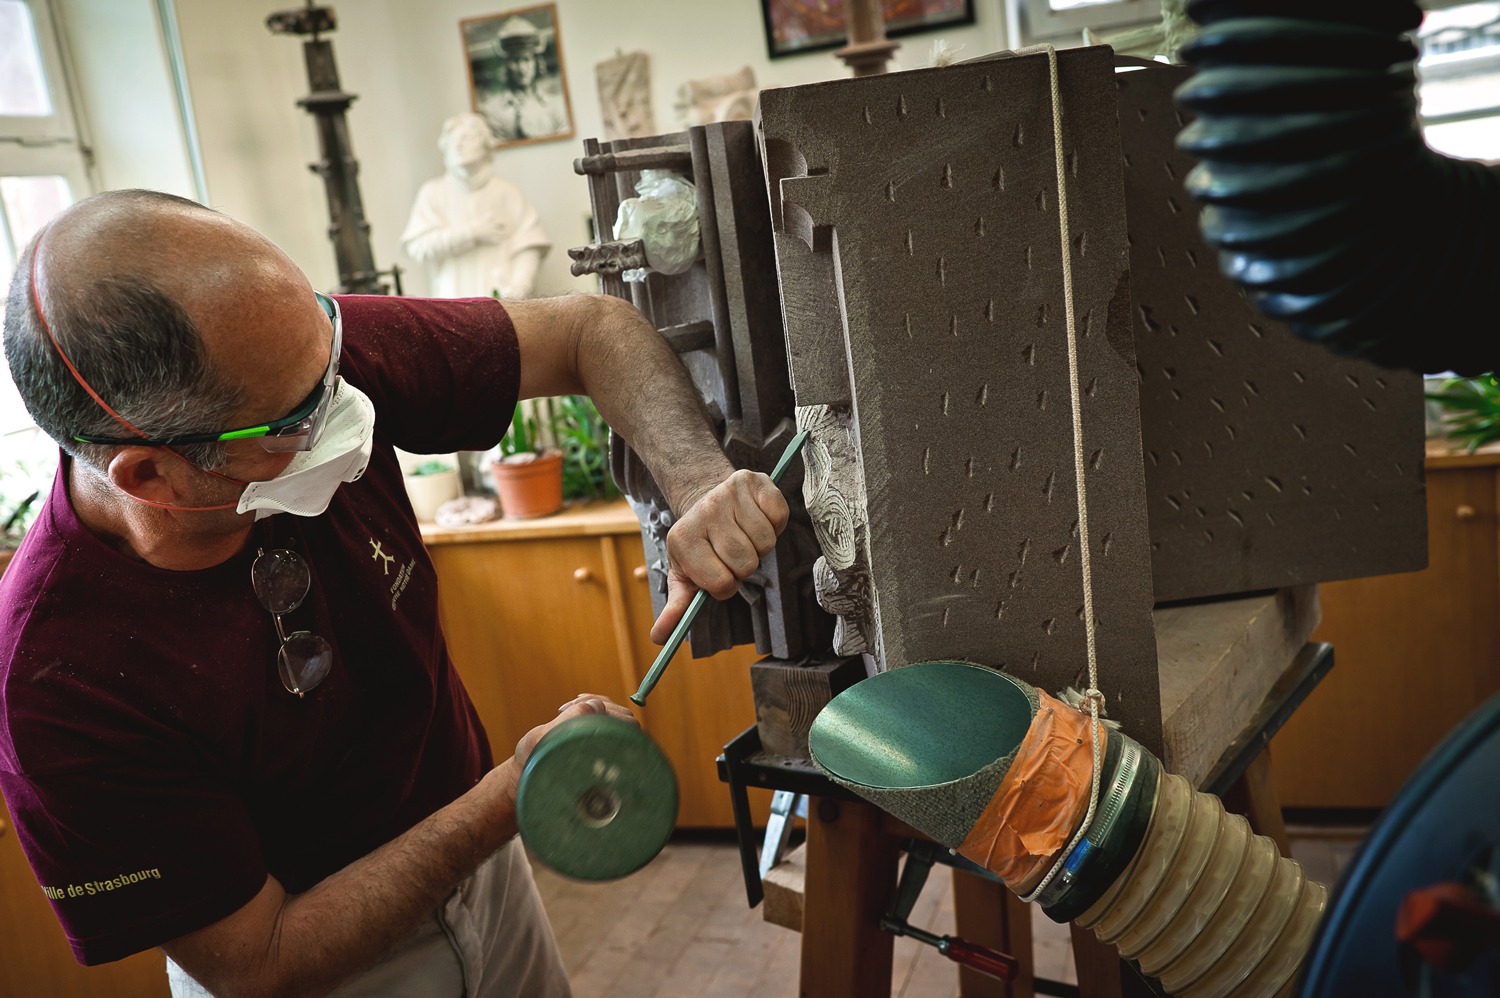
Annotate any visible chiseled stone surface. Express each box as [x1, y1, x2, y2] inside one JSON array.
[[1118, 65, 1427, 602], [761, 47, 1164, 751]]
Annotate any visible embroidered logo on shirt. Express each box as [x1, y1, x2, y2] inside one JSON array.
[[390, 559, 416, 610], [370, 539, 395, 575]]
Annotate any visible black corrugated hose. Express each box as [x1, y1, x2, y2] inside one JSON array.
[[1176, 0, 1498, 374]]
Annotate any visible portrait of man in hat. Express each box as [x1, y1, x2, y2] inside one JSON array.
[[462, 4, 575, 148]]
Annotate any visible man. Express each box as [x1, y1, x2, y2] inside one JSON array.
[[0, 189, 787, 996], [401, 112, 550, 300], [478, 16, 569, 143]]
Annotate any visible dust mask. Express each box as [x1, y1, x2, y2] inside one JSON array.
[[237, 378, 375, 520]]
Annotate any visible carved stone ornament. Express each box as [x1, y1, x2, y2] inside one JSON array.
[[799, 403, 878, 661]]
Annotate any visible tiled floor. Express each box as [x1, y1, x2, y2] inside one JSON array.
[[533, 823, 1365, 997]]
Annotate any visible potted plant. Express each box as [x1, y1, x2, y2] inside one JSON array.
[[0, 490, 38, 578], [490, 404, 565, 518], [1427, 375, 1500, 452], [402, 458, 463, 522], [552, 395, 620, 502]]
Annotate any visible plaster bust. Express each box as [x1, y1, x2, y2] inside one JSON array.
[[400, 112, 551, 299]]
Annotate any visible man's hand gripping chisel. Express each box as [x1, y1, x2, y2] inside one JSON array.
[[630, 428, 810, 706]]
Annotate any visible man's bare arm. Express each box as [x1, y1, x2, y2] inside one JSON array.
[[160, 696, 632, 998], [506, 294, 790, 639]]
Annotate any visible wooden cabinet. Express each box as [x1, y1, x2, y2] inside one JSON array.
[[1273, 444, 1500, 808], [0, 807, 169, 997], [423, 501, 772, 828]]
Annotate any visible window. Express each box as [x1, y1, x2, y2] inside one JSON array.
[[1, 0, 90, 534], [1418, 1, 1500, 161], [1011, 0, 1162, 45]]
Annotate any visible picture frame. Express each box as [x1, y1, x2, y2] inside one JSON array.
[[760, 0, 976, 60], [461, 3, 575, 150]]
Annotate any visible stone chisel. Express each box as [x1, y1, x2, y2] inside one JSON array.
[[630, 429, 810, 706]]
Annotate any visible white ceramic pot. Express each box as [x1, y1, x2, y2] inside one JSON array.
[[404, 468, 462, 522]]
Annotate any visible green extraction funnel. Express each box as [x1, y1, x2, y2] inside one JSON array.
[[515, 714, 678, 881], [808, 661, 1039, 848]]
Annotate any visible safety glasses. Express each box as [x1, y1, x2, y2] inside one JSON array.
[[75, 292, 343, 454], [251, 545, 333, 697]]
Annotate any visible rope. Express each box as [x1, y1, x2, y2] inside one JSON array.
[[1020, 44, 1105, 906]]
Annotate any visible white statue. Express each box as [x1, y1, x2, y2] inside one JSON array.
[[400, 112, 551, 299]]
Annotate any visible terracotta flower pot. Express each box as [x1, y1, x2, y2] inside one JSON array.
[[490, 450, 564, 519]]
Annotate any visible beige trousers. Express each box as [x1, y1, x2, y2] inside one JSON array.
[[165, 841, 571, 998]]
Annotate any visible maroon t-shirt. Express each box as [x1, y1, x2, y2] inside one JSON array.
[[0, 295, 521, 965]]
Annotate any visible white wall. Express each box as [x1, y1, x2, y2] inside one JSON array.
[[167, 0, 1010, 298]]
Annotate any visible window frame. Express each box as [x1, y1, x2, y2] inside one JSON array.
[[1012, 0, 1163, 44]]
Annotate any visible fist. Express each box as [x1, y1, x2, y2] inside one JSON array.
[[650, 469, 790, 643], [514, 694, 639, 770]]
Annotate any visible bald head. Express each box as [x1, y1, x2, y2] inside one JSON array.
[[4, 190, 321, 472]]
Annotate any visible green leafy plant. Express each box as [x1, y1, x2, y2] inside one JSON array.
[[498, 404, 543, 458], [408, 459, 453, 477], [1427, 375, 1500, 452], [0, 490, 38, 551], [551, 395, 618, 501]]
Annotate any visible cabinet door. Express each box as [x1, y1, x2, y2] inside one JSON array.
[[0, 803, 169, 997], [611, 537, 773, 828], [431, 537, 627, 763], [1272, 466, 1500, 807]]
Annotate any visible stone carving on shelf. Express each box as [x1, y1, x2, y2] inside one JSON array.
[[675, 65, 758, 126], [596, 50, 656, 141]]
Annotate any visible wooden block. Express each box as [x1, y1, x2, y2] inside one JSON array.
[[751, 654, 866, 758], [762, 842, 807, 932], [1156, 586, 1320, 786]]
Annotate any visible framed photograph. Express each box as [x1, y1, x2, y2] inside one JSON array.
[[761, 0, 976, 60], [461, 4, 575, 149]]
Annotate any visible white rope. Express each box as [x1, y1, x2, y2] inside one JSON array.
[[1020, 44, 1105, 906]]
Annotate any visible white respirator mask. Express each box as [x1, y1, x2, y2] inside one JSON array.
[[237, 377, 375, 520]]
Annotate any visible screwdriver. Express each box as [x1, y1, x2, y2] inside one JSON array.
[[630, 429, 810, 706]]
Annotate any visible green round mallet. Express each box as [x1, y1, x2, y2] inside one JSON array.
[[515, 713, 679, 881]]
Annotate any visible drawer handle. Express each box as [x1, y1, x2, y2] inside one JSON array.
[[1457, 504, 1477, 521], [573, 567, 593, 583], [633, 565, 648, 581]]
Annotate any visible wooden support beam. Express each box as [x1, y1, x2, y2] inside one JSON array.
[[1221, 747, 1292, 858], [801, 798, 900, 997], [953, 870, 1034, 998]]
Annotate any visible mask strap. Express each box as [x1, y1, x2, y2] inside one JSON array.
[[28, 228, 249, 509]]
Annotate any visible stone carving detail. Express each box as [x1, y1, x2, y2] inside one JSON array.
[[799, 403, 878, 660], [567, 238, 647, 277]]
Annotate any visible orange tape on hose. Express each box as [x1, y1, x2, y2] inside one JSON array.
[[956, 689, 1104, 893]]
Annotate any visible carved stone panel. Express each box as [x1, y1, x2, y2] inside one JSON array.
[[577, 123, 833, 661], [760, 47, 1165, 750]]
